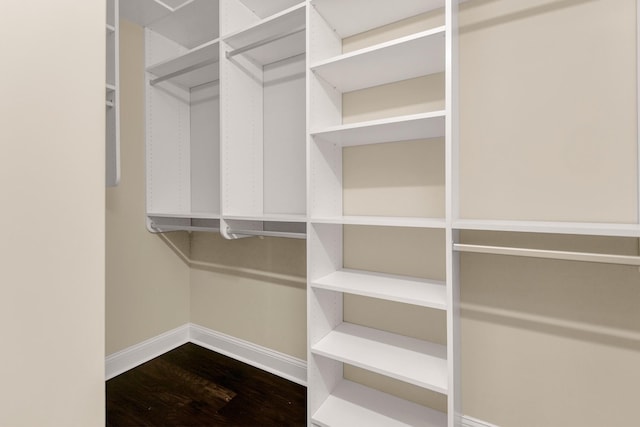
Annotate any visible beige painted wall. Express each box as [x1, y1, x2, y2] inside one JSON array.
[[190, 232, 307, 360], [0, 1, 105, 425], [106, 20, 191, 355], [341, 0, 640, 426]]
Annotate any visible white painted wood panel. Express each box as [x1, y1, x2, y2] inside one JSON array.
[[311, 322, 448, 393], [311, 28, 445, 93], [312, 380, 446, 427], [312, 269, 447, 309]]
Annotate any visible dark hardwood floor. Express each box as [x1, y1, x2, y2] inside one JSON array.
[[106, 343, 307, 426]]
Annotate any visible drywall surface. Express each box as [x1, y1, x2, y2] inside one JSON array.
[[0, 0, 105, 425], [106, 20, 190, 355], [190, 232, 307, 360]]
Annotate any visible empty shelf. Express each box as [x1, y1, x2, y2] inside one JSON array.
[[310, 216, 446, 228], [312, 0, 445, 38], [237, 0, 303, 19], [147, 40, 220, 88], [146, 0, 219, 49], [224, 3, 305, 65], [453, 219, 640, 237], [312, 269, 447, 310], [312, 380, 446, 427], [312, 27, 445, 93], [312, 322, 448, 393], [147, 212, 221, 219], [311, 112, 446, 146], [223, 214, 307, 223]]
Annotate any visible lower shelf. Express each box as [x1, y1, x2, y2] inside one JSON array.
[[312, 380, 446, 427], [311, 323, 448, 394]]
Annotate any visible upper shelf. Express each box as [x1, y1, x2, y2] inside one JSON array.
[[122, 0, 220, 49], [311, 322, 448, 394], [311, 27, 445, 93], [311, 268, 447, 310], [147, 39, 220, 89], [236, 0, 304, 20], [454, 219, 640, 237], [311, 0, 445, 38], [312, 380, 446, 427], [224, 3, 305, 65], [310, 216, 446, 229], [311, 111, 446, 146]]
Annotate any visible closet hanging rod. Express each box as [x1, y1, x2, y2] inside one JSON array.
[[150, 58, 219, 86], [226, 227, 306, 240], [453, 243, 640, 266], [226, 28, 305, 59]]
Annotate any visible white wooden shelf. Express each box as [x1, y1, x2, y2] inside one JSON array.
[[312, 269, 447, 310], [146, 0, 220, 49], [223, 214, 307, 222], [147, 212, 221, 220], [310, 216, 446, 228], [311, 322, 448, 393], [311, 0, 445, 38], [311, 111, 446, 146], [311, 27, 445, 93], [312, 379, 446, 427], [454, 219, 640, 238], [237, 0, 303, 19], [147, 39, 220, 89], [223, 3, 305, 65]]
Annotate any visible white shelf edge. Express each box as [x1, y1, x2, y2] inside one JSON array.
[[311, 322, 448, 394], [310, 0, 446, 39], [106, 24, 116, 33], [309, 216, 446, 228], [147, 212, 221, 220], [223, 214, 307, 223], [454, 219, 640, 237], [146, 38, 221, 88], [106, 84, 116, 92], [311, 268, 447, 310], [311, 111, 446, 138], [311, 26, 445, 70], [312, 379, 447, 427], [222, 2, 306, 45], [309, 26, 445, 93], [310, 111, 446, 147]]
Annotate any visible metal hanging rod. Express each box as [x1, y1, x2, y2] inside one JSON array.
[[453, 243, 640, 266], [226, 227, 306, 240], [226, 28, 305, 59], [150, 57, 219, 86]]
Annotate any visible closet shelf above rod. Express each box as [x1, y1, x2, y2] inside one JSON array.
[[226, 227, 306, 240], [225, 28, 305, 59], [149, 58, 219, 86], [454, 243, 640, 266]]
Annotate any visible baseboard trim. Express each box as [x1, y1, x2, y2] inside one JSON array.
[[106, 323, 307, 386], [190, 323, 307, 386], [462, 415, 499, 427], [105, 324, 190, 380]]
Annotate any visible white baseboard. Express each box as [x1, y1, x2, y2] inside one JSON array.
[[462, 415, 499, 427], [105, 324, 190, 380], [105, 323, 307, 386], [190, 323, 307, 386]]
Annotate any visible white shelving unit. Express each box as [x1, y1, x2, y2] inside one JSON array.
[[307, 1, 459, 425], [143, 0, 221, 233], [106, 0, 120, 187], [219, 0, 306, 239]]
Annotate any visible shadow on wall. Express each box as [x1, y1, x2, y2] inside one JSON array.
[[158, 231, 306, 289], [460, 0, 598, 34], [460, 232, 640, 352]]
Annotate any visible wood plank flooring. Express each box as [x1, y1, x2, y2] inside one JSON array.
[[106, 343, 307, 426]]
